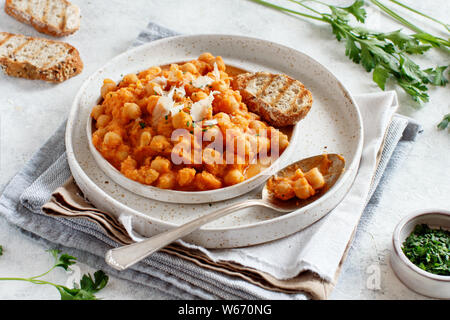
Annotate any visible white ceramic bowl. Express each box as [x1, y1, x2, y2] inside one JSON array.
[[87, 112, 301, 204], [66, 34, 363, 247], [391, 209, 450, 299]]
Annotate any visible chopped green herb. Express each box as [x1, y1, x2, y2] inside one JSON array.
[[0, 245, 3, 256], [402, 224, 449, 276], [164, 115, 168, 120], [186, 121, 190, 127], [139, 122, 146, 129]]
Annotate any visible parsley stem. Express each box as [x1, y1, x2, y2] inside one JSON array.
[[286, 0, 323, 16], [28, 265, 56, 280], [0, 277, 58, 287], [250, 0, 326, 22], [389, 0, 450, 32], [370, 0, 450, 48]]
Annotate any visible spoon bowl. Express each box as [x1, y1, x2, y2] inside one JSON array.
[[105, 153, 345, 271], [262, 153, 346, 212]]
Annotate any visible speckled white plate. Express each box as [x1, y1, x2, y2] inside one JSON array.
[[66, 34, 363, 248]]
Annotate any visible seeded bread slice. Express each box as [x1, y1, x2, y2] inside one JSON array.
[[232, 72, 313, 127], [0, 32, 83, 82], [5, 0, 81, 37]]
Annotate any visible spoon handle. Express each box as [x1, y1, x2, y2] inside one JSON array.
[[105, 199, 266, 271]]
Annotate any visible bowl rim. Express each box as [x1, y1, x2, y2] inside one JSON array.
[[392, 208, 450, 282], [66, 33, 364, 230]]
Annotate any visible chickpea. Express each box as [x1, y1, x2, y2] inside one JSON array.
[[279, 133, 289, 151], [150, 156, 172, 173], [205, 163, 226, 177], [224, 169, 244, 186], [123, 73, 139, 84], [91, 105, 105, 120], [272, 178, 295, 200], [191, 91, 208, 102], [304, 167, 325, 190], [257, 136, 270, 154], [144, 82, 163, 96], [215, 56, 226, 72], [147, 95, 160, 114], [249, 120, 266, 132], [195, 171, 222, 190], [120, 156, 137, 173], [211, 80, 228, 92], [140, 66, 162, 78], [214, 112, 233, 131], [156, 171, 176, 189], [270, 130, 289, 152], [220, 94, 240, 114], [198, 52, 215, 64], [180, 62, 198, 74], [149, 135, 168, 152], [96, 114, 111, 128], [139, 131, 152, 147], [116, 150, 129, 162], [103, 131, 122, 148], [293, 177, 315, 200], [292, 168, 305, 180], [177, 168, 196, 187], [172, 111, 192, 130], [138, 166, 159, 185], [123, 102, 141, 120], [101, 79, 116, 99]]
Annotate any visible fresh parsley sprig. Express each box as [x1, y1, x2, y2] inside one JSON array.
[[250, 0, 449, 121], [0, 249, 109, 300]]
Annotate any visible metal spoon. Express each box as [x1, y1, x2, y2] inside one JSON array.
[[105, 153, 345, 271]]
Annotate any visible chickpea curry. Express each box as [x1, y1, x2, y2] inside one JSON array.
[[91, 53, 291, 191]]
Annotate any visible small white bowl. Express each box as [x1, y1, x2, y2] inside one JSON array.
[[390, 209, 450, 299]]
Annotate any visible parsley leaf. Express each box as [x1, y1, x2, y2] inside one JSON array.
[[48, 249, 77, 271], [80, 270, 109, 294], [340, 0, 367, 22], [438, 113, 450, 130], [0, 245, 3, 257], [424, 66, 449, 86], [372, 65, 390, 90]]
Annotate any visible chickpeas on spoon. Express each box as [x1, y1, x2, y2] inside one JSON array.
[[105, 154, 345, 271]]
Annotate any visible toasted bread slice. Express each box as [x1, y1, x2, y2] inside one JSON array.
[[232, 72, 313, 127], [0, 32, 83, 82], [5, 0, 81, 37]]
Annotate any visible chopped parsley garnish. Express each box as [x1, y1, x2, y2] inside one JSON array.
[[139, 122, 146, 129], [402, 224, 449, 276]]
